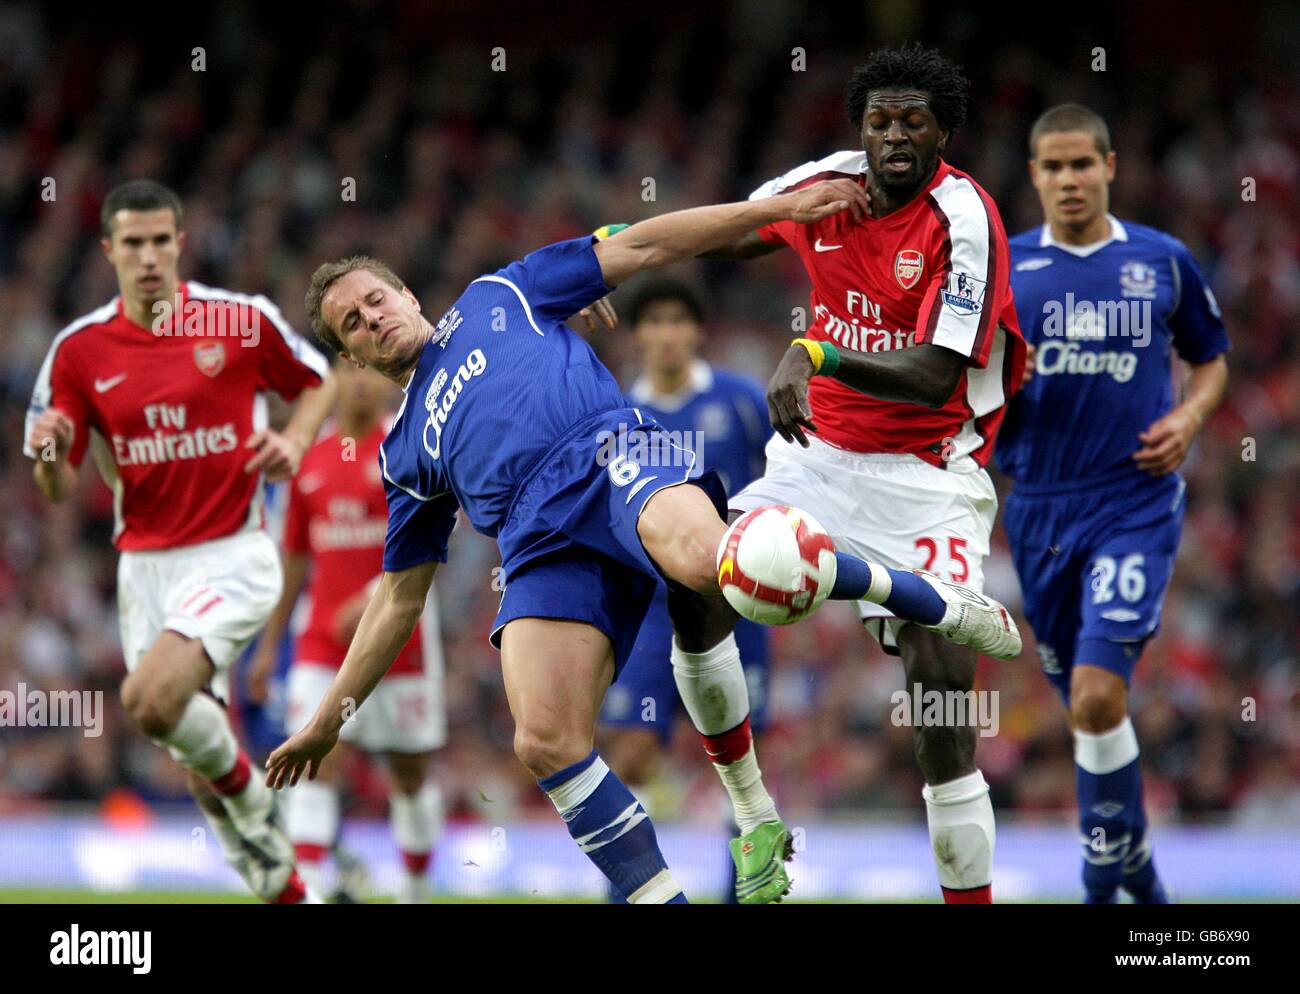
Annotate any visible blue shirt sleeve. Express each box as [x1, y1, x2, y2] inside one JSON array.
[[1167, 239, 1230, 363], [492, 236, 613, 324], [382, 480, 459, 573]]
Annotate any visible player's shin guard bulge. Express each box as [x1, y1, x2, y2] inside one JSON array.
[[670, 634, 792, 903], [540, 750, 686, 904], [1074, 717, 1165, 904], [922, 770, 996, 904]]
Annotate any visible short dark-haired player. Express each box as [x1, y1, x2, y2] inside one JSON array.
[[998, 104, 1229, 903], [25, 179, 336, 902]]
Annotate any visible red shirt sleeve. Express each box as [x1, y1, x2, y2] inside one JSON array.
[[912, 197, 1009, 370], [251, 297, 329, 401], [24, 341, 93, 467], [757, 220, 792, 246], [281, 473, 312, 555]]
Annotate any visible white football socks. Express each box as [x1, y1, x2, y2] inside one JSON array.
[[1074, 716, 1140, 774], [671, 634, 778, 834], [159, 693, 238, 781], [671, 633, 749, 733], [922, 769, 996, 890], [391, 783, 443, 862]]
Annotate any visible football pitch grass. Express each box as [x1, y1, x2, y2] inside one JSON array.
[[1, 888, 1265, 904]]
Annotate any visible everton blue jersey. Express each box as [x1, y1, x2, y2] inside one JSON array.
[[995, 217, 1229, 488], [379, 236, 620, 571], [626, 361, 769, 497]]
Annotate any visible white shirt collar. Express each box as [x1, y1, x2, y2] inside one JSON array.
[[629, 359, 713, 413], [1038, 213, 1128, 258]]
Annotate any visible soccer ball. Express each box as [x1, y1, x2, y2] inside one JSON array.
[[716, 505, 837, 625]]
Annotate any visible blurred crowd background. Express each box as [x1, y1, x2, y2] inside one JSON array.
[[0, 0, 1297, 832]]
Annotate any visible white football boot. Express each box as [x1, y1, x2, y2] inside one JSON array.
[[225, 779, 300, 900], [912, 570, 1022, 660]]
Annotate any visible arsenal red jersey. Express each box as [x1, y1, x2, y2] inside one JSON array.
[[282, 423, 427, 674], [24, 282, 328, 550], [752, 152, 1027, 469]]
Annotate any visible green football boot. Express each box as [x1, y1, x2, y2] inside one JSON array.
[[730, 820, 795, 904]]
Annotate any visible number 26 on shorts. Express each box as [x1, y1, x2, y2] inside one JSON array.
[[915, 536, 969, 583], [1091, 553, 1145, 604]]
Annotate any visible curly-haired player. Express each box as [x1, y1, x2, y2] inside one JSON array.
[[693, 43, 1029, 903]]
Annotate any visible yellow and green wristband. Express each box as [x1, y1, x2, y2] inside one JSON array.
[[593, 223, 629, 241], [791, 337, 840, 376]]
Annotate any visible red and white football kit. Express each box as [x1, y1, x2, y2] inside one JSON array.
[[732, 151, 1028, 649], [282, 424, 446, 754], [24, 281, 330, 692]]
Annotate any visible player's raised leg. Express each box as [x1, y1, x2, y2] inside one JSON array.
[[637, 481, 1021, 655], [896, 627, 997, 904], [500, 617, 687, 904], [121, 632, 307, 903]]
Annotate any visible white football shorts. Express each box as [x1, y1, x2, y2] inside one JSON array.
[[285, 598, 447, 754], [730, 434, 998, 653], [117, 528, 283, 701]]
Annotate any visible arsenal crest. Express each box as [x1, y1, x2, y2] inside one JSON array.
[[895, 249, 924, 290], [193, 342, 226, 377]]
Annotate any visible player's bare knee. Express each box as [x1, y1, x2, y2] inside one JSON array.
[[120, 674, 184, 739], [1071, 685, 1125, 734], [513, 725, 589, 780]]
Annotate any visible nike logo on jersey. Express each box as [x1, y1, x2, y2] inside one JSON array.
[[813, 239, 842, 252], [94, 373, 128, 393]]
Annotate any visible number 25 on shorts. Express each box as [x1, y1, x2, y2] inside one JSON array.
[[915, 536, 969, 583]]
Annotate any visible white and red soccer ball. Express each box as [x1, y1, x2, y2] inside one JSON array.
[[716, 505, 837, 625]]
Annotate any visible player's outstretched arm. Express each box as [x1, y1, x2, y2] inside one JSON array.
[[264, 559, 437, 788], [592, 179, 869, 287], [697, 229, 784, 261], [767, 341, 966, 446]]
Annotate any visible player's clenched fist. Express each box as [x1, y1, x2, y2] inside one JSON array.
[[781, 178, 871, 225], [242, 428, 306, 482], [27, 407, 75, 461]]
